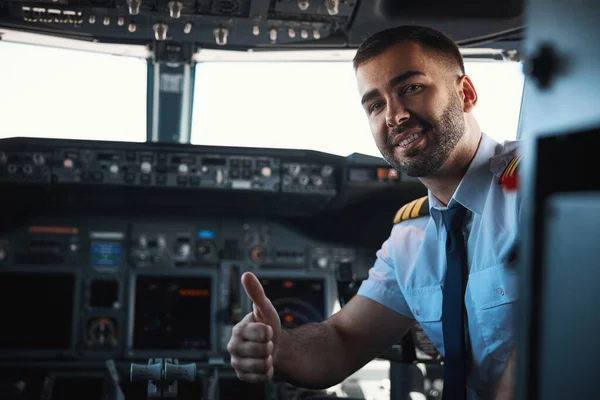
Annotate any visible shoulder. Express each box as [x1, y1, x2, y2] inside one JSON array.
[[393, 196, 429, 224]]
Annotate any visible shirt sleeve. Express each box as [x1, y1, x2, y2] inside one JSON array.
[[356, 235, 414, 319]]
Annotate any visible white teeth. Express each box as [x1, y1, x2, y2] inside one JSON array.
[[400, 131, 424, 147]]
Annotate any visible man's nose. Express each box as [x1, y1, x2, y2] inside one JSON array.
[[385, 99, 409, 128]]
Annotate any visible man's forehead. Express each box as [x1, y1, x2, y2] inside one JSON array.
[[355, 42, 433, 92]]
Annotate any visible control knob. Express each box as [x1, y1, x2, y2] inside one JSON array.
[[316, 256, 328, 269], [288, 164, 301, 176], [298, 175, 309, 186], [127, 0, 141, 15], [32, 153, 45, 166], [168, 1, 183, 19], [177, 242, 191, 258], [321, 165, 333, 177], [197, 242, 212, 257], [140, 161, 152, 174], [178, 163, 189, 174], [88, 317, 117, 347]]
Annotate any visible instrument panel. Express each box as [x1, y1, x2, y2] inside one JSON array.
[[0, 216, 365, 362]]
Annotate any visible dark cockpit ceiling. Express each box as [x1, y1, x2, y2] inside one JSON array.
[[0, 0, 524, 53]]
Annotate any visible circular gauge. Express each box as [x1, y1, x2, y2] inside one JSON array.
[[87, 317, 117, 348], [272, 298, 323, 328]]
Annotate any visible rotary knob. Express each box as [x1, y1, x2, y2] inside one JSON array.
[[140, 161, 152, 174]]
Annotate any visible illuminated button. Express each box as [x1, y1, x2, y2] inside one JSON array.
[[64, 159, 74, 169], [178, 163, 189, 174], [261, 166, 271, 177], [109, 164, 119, 174], [317, 256, 328, 269]]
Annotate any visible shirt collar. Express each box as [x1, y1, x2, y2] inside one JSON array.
[[428, 132, 500, 230]]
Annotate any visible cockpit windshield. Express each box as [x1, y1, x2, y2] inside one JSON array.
[[0, 42, 524, 156]]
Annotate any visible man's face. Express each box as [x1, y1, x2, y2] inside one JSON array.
[[356, 42, 466, 177]]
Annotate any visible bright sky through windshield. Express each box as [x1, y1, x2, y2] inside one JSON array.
[[0, 41, 147, 142]]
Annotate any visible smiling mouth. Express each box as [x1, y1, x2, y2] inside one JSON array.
[[396, 129, 427, 148]]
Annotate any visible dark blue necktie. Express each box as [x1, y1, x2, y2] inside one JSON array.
[[441, 204, 468, 400]]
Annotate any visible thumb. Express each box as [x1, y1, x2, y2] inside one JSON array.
[[241, 272, 274, 321]]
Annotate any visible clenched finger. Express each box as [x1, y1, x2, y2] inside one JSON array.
[[236, 367, 274, 384], [238, 322, 273, 342], [232, 341, 273, 358], [231, 355, 272, 374]]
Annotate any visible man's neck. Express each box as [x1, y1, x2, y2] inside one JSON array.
[[419, 129, 483, 207]]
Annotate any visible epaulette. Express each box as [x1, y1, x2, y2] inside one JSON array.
[[393, 196, 429, 224], [498, 154, 521, 190]]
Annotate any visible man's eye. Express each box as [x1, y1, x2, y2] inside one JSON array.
[[369, 101, 383, 113], [404, 84, 422, 94]]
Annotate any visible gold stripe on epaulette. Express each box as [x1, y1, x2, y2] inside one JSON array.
[[393, 203, 411, 224], [393, 196, 428, 224], [499, 155, 521, 183], [507, 155, 521, 177], [410, 196, 428, 218], [401, 200, 415, 221]]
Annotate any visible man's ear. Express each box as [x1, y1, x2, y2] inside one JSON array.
[[460, 75, 478, 113]]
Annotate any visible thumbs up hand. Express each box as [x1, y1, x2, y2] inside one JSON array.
[[227, 272, 281, 383]]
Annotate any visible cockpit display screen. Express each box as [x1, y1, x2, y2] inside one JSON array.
[[133, 275, 212, 350], [0, 273, 74, 350], [260, 278, 325, 328]]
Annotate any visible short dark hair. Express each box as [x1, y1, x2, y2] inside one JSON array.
[[353, 25, 465, 74]]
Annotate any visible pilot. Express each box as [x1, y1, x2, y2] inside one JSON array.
[[227, 25, 520, 400]]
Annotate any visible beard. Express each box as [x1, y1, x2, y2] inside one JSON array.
[[379, 93, 466, 177]]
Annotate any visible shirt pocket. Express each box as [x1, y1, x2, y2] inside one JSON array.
[[404, 285, 444, 355], [469, 263, 519, 362]]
